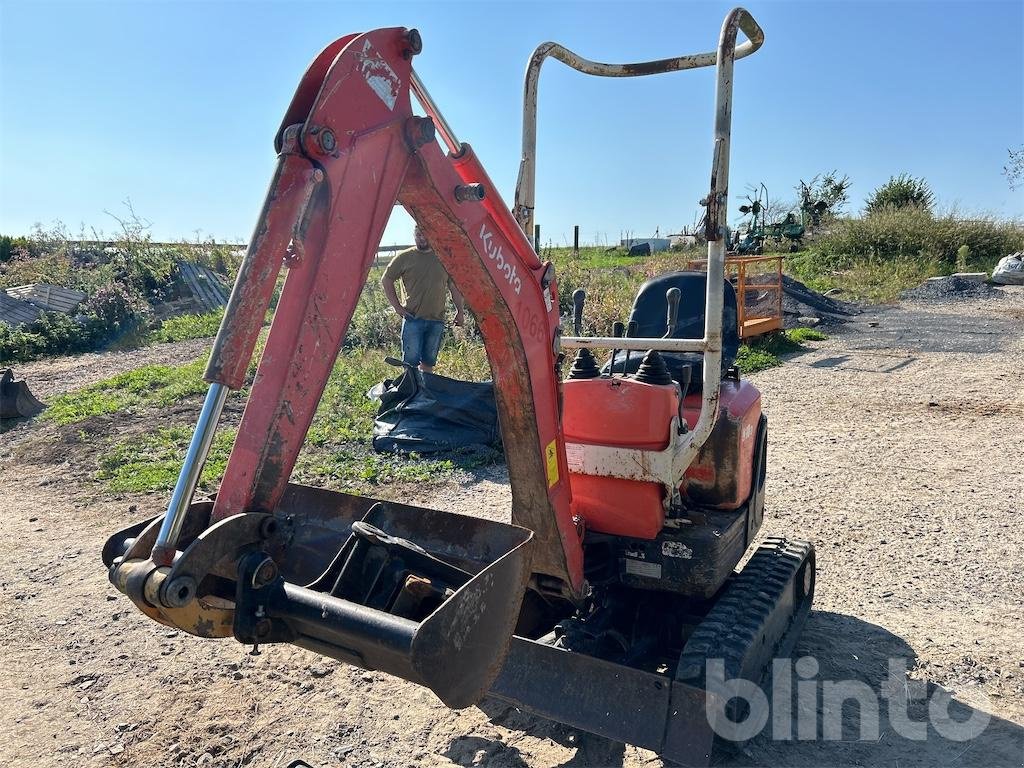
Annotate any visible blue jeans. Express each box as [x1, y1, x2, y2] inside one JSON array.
[[401, 316, 445, 367]]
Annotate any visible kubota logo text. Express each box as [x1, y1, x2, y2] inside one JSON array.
[[479, 225, 522, 295]]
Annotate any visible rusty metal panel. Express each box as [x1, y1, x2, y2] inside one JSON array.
[[399, 150, 582, 594], [212, 29, 417, 523]]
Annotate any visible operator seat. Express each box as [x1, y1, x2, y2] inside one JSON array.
[[603, 271, 739, 387]]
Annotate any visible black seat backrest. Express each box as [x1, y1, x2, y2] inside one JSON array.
[[603, 271, 740, 381]]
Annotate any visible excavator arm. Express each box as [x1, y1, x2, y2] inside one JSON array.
[[201, 27, 582, 594], [105, 26, 582, 710]]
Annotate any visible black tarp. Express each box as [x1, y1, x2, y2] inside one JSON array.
[[370, 366, 500, 455]]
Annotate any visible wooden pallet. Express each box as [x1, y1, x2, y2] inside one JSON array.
[[176, 261, 230, 313]]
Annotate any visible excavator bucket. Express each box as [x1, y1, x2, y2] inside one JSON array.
[[104, 484, 533, 708], [0, 368, 44, 419]]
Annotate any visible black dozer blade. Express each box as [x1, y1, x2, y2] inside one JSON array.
[[0, 368, 44, 419], [229, 498, 535, 710]]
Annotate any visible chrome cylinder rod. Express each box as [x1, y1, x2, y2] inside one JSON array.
[[410, 69, 461, 154], [151, 383, 229, 565]]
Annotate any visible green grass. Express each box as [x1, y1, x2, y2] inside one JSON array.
[[148, 308, 224, 343], [298, 345, 494, 490], [78, 346, 493, 495], [97, 425, 236, 493], [293, 446, 464, 489], [43, 357, 209, 425], [544, 246, 640, 270], [786, 251, 944, 303], [61, 310, 822, 496], [784, 327, 828, 343], [306, 351, 394, 446], [736, 328, 827, 374]]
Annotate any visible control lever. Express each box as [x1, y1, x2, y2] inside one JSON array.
[[624, 319, 638, 375], [609, 321, 625, 375], [664, 287, 681, 338], [677, 365, 692, 434], [572, 290, 586, 336]]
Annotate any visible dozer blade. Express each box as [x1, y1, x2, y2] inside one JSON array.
[[0, 368, 44, 419], [104, 484, 533, 709]]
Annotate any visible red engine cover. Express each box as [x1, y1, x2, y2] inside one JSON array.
[[562, 377, 678, 539], [562, 376, 761, 540], [681, 378, 761, 509]]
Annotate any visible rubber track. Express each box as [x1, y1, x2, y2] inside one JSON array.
[[676, 536, 814, 685]]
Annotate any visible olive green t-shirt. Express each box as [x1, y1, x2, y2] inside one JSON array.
[[383, 247, 452, 322]]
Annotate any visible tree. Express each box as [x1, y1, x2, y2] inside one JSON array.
[[865, 174, 935, 215], [797, 171, 851, 225], [1004, 146, 1023, 190]]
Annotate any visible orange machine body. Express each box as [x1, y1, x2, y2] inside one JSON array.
[[562, 375, 762, 539]]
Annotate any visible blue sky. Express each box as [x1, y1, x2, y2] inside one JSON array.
[[1, 0, 1022, 247]]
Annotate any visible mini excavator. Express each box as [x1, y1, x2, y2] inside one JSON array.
[[103, 10, 815, 764]]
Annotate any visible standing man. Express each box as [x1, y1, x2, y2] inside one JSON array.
[[382, 226, 465, 373]]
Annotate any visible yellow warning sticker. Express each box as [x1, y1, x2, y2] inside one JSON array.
[[545, 440, 559, 488]]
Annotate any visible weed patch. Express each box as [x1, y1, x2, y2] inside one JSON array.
[[97, 426, 236, 493], [44, 358, 209, 425], [149, 308, 224, 343], [736, 328, 827, 374]]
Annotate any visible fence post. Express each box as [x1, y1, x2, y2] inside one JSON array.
[[573, 225, 579, 257], [534, 224, 541, 253]]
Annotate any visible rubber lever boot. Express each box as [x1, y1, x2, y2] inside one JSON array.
[[634, 350, 673, 385], [567, 348, 601, 380]]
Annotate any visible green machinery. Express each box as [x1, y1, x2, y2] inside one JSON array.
[[733, 183, 824, 254]]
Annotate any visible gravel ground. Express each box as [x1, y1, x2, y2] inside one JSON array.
[[1, 292, 1022, 768], [900, 276, 1006, 303]]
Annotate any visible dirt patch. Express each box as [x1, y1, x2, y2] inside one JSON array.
[[1, 294, 1023, 767]]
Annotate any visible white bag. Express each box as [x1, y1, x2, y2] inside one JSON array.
[[992, 253, 1024, 285]]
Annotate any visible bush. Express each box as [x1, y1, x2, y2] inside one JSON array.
[[0, 235, 35, 263], [0, 283, 153, 364], [0, 312, 102, 363], [0, 322, 47, 363], [149, 308, 224, 343], [865, 174, 935, 215], [344, 269, 402, 350], [812, 209, 1024, 269], [80, 283, 151, 334]]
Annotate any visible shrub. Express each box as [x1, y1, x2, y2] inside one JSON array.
[[0, 282, 154, 363], [344, 270, 402, 350], [0, 235, 35, 263], [956, 245, 970, 272], [865, 174, 935, 215], [80, 283, 151, 333], [812, 209, 1024, 269], [0, 322, 47, 363], [0, 312, 102, 363]]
